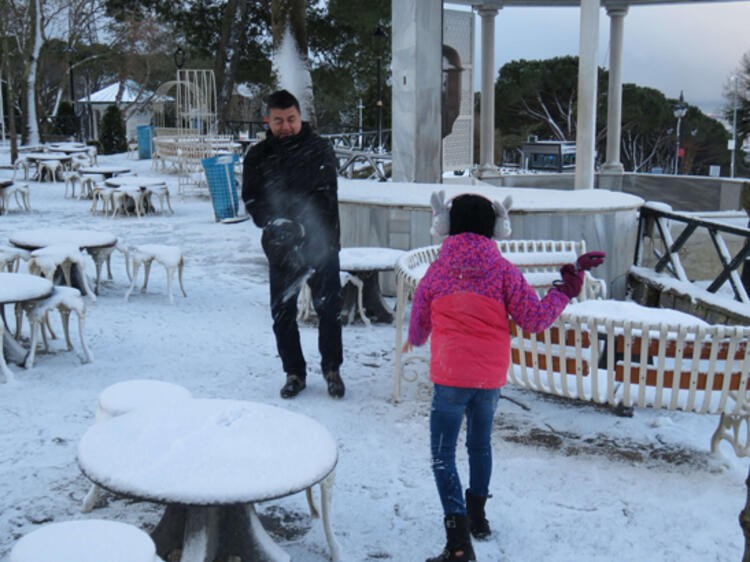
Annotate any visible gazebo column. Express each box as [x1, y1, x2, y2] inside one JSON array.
[[390, 0, 442, 183], [477, 6, 499, 178], [600, 5, 629, 190], [574, 0, 600, 190]]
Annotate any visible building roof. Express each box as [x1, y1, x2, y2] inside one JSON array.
[[78, 80, 153, 104]]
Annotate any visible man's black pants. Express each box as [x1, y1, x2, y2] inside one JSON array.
[[269, 252, 343, 377]]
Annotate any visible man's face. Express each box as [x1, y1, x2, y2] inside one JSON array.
[[268, 106, 302, 138]]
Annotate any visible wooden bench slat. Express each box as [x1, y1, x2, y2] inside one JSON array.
[[511, 348, 590, 377], [614, 365, 749, 391], [614, 336, 747, 360]]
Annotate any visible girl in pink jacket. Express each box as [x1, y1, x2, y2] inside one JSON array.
[[403, 193, 604, 562]]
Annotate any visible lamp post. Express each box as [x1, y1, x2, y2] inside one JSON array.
[[174, 46, 186, 70], [64, 46, 80, 141], [373, 26, 385, 153], [731, 75, 739, 179], [673, 90, 688, 174]]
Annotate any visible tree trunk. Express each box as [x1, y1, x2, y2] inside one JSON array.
[[215, 0, 250, 133], [0, 7, 18, 162], [271, 0, 315, 127], [24, 0, 42, 145], [741, 465, 750, 562]]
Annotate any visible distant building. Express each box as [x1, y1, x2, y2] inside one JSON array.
[[521, 139, 576, 173], [78, 80, 155, 141]]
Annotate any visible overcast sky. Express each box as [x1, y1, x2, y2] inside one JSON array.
[[449, 1, 750, 116]]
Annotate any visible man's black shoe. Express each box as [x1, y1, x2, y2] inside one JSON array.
[[280, 374, 306, 399], [324, 370, 345, 398]]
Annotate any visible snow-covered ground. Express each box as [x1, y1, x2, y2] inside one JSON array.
[[0, 151, 748, 561]]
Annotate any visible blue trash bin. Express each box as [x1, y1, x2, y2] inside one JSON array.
[[136, 125, 154, 159], [202, 154, 241, 221]]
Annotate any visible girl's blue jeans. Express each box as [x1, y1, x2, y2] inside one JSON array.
[[430, 384, 501, 516]]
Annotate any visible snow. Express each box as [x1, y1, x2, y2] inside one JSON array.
[[339, 247, 405, 271], [0, 272, 52, 303], [0, 150, 748, 561], [339, 179, 643, 211], [565, 299, 709, 327], [77, 399, 338, 504], [10, 519, 155, 562]]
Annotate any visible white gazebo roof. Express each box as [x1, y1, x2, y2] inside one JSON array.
[[78, 80, 160, 104]]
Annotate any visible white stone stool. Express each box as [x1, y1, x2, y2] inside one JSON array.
[[22, 286, 93, 369], [81, 379, 192, 512], [11, 519, 161, 562], [28, 244, 96, 301], [0, 184, 31, 214], [123, 244, 187, 304]]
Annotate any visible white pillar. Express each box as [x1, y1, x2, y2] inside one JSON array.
[[478, 7, 498, 177], [601, 5, 628, 176], [391, 0, 442, 183], [574, 0, 600, 190]]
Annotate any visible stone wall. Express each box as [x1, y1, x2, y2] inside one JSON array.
[[627, 269, 750, 326]]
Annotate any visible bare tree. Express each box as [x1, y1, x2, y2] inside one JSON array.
[[215, 0, 250, 132]]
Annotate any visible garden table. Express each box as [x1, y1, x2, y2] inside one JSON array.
[[0, 272, 53, 382], [78, 398, 340, 562]]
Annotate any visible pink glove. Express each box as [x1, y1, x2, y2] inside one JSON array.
[[554, 263, 584, 299], [576, 251, 606, 272]]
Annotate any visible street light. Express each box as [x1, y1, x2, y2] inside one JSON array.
[[731, 75, 739, 179], [63, 46, 80, 141], [373, 26, 385, 153], [174, 46, 186, 70], [673, 90, 688, 174]]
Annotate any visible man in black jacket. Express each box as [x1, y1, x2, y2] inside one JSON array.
[[242, 90, 345, 399]]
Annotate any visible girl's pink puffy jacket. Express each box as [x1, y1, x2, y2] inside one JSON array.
[[407, 233, 570, 389]]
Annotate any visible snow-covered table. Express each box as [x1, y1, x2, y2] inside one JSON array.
[[339, 247, 405, 324], [0, 272, 53, 382], [77, 398, 340, 562], [78, 165, 131, 179], [10, 228, 118, 294]]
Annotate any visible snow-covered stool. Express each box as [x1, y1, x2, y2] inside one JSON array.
[[0, 246, 30, 273], [10, 519, 161, 562], [146, 184, 174, 214], [89, 184, 113, 214], [21, 285, 92, 369], [28, 244, 96, 301], [79, 175, 96, 199], [38, 159, 62, 182], [0, 183, 31, 214], [62, 170, 81, 198], [124, 244, 186, 304], [339, 247, 406, 324], [299, 272, 369, 325], [12, 157, 31, 180], [81, 379, 193, 513]]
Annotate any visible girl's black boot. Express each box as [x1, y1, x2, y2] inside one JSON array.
[[465, 489, 491, 540], [425, 514, 476, 562]]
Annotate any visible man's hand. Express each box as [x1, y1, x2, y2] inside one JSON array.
[[402, 341, 413, 354]]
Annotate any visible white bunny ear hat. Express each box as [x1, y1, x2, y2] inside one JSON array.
[[430, 190, 451, 237], [429, 191, 513, 240], [492, 195, 513, 239]]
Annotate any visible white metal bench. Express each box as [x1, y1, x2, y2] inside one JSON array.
[[393, 239, 606, 401], [509, 307, 750, 457]]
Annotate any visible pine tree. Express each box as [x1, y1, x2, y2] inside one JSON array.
[[99, 105, 127, 154]]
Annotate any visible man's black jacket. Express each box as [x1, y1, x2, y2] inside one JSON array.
[[242, 122, 341, 264]]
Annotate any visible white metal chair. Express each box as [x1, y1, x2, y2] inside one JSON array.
[[123, 244, 187, 304], [21, 285, 93, 369], [28, 244, 96, 301]]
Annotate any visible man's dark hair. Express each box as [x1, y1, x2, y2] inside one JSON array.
[[449, 194, 495, 238], [266, 90, 300, 114]]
